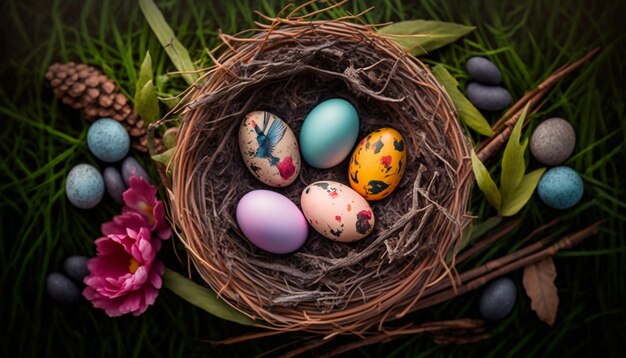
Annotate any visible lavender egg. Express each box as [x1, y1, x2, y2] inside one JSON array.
[[236, 190, 308, 254]]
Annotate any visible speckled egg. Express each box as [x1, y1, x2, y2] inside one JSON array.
[[537, 166, 583, 209], [236, 190, 308, 254], [103, 167, 126, 204], [530, 118, 576, 165], [301, 181, 375, 242], [63, 255, 90, 282], [299, 98, 359, 169], [348, 128, 407, 201], [46, 272, 80, 305], [121, 156, 150, 185], [466, 56, 502, 85], [239, 111, 301, 187], [466, 82, 512, 112], [478, 277, 517, 321], [87, 118, 130, 162], [66, 164, 105, 209]]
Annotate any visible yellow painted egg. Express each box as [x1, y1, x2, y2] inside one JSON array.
[[239, 111, 301, 187], [348, 128, 406, 201], [301, 181, 375, 242]]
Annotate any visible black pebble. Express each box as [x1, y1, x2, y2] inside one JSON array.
[[466, 56, 502, 85], [466, 82, 512, 112], [478, 277, 517, 321], [46, 272, 81, 305], [63, 255, 90, 282]]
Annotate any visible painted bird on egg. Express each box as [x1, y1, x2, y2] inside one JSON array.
[[239, 111, 301, 187], [348, 128, 407, 201]]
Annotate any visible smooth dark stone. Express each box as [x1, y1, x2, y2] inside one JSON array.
[[479, 277, 517, 321], [466, 82, 512, 112], [103, 167, 126, 204], [466, 56, 503, 85], [121, 156, 150, 186], [46, 272, 81, 305], [63, 256, 90, 283]]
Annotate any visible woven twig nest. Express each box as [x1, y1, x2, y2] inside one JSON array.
[[167, 10, 472, 335]]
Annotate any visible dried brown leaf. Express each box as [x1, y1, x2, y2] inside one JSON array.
[[523, 257, 559, 326]]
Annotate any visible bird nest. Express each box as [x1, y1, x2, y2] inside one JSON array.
[[164, 7, 473, 335]]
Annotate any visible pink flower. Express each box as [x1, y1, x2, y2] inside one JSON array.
[[122, 176, 171, 240], [83, 227, 163, 317]]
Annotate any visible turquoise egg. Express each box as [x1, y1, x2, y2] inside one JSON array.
[[299, 98, 359, 169], [537, 166, 583, 209], [87, 118, 130, 163], [66, 163, 105, 209]]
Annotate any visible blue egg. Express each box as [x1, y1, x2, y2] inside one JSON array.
[[299, 98, 359, 169], [66, 164, 105, 209], [538, 166, 584, 209], [121, 156, 150, 186], [479, 277, 517, 321], [87, 118, 130, 162]]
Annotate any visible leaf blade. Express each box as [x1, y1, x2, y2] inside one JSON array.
[[522, 257, 559, 326], [138, 0, 198, 85], [135, 80, 160, 125], [162, 267, 258, 326], [135, 51, 153, 104], [432, 65, 493, 137], [500, 103, 530, 210], [378, 20, 475, 56], [470, 150, 501, 210], [500, 167, 546, 216]]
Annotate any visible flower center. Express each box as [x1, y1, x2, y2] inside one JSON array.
[[128, 258, 140, 274], [140, 202, 154, 224]]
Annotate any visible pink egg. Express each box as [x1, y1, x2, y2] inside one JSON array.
[[236, 190, 308, 254]]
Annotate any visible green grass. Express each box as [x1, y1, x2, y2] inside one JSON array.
[[1, 0, 625, 356]]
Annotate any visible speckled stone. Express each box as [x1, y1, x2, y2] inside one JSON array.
[[87, 118, 130, 163], [479, 277, 517, 321], [466, 57, 502, 85], [46, 272, 80, 305], [121, 156, 150, 186], [466, 82, 512, 112], [66, 164, 105, 209], [530, 118, 576, 165], [103, 167, 126, 204], [538, 166, 584, 209], [63, 255, 90, 283]]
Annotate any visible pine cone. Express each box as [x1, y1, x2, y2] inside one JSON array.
[[45, 62, 162, 153]]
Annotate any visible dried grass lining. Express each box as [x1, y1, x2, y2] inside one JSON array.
[[167, 9, 473, 335]]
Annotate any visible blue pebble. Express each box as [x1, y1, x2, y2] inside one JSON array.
[[466, 82, 512, 112], [479, 277, 517, 321], [63, 255, 90, 283], [466, 57, 503, 85], [66, 164, 104, 209], [46, 272, 81, 305], [87, 118, 130, 162], [121, 156, 150, 186], [103, 167, 126, 204], [538, 166, 583, 209]]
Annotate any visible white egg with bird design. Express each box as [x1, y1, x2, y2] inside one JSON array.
[[239, 111, 301, 187]]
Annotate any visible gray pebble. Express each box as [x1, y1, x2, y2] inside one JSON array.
[[121, 156, 150, 186], [103, 167, 127, 204], [46, 272, 81, 305], [466, 82, 512, 112], [63, 256, 90, 283], [479, 277, 517, 321], [530, 118, 576, 165], [466, 56, 502, 85]]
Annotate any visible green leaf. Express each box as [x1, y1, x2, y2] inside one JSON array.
[[162, 267, 259, 326], [135, 80, 160, 125], [500, 168, 546, 216], [471, 150, 501, 210], [431, 65, 493, 137], [139, 0, 198, 85], [151, 146, 175, 166], [377, 20, 475, 56], [135, 51, 153, 104], [500, 104, 530, 209]]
